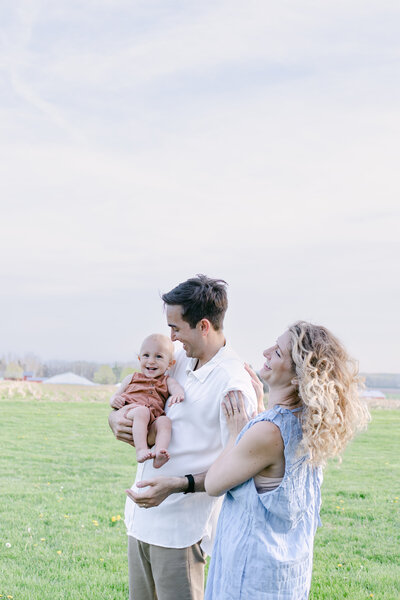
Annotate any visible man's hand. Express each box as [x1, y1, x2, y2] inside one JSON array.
[[125, 476, 187, 508], [108, 406, 134, 446]]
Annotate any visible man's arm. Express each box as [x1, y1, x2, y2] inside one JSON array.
[[125, 472, 207, 508], [108, 373, 136, 442]]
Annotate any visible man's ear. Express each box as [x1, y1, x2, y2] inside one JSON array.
[[198, 319, 211, 335]]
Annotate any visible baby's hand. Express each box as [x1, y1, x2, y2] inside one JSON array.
[[111, 396, 125, 409], [168, 393, 184, 407]]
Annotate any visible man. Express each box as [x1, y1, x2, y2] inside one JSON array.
[[109, 275, 257, 600]]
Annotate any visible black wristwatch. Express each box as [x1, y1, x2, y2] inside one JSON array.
[[183, 474, 195, 494]]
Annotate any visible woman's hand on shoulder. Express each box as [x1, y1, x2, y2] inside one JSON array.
[[222, 390, 252, 439]]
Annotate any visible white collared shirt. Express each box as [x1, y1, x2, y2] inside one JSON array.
[[124, 343, 257, 554]]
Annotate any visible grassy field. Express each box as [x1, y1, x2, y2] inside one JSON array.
[[0, 382, 399, 599]]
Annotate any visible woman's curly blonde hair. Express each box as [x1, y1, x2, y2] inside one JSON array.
[[288, 321, 370, 467]]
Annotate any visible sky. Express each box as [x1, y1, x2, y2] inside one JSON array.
[[1, 0, 399, 373]]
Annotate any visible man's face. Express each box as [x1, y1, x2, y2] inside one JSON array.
[[166, 305, 203, 359]]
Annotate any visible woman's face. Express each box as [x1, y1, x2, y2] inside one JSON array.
[[259, 330, 295, 388]]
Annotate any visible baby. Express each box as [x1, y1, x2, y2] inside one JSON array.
[[110, 334, 184, 468]]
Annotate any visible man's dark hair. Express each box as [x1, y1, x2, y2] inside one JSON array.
[[162, 274, 228, 330]]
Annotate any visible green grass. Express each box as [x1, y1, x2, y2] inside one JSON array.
[[0, 393, 133, 599], [311, 410, 400, 599], [0, 386, 399, 599]]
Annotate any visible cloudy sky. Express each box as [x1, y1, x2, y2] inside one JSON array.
[[1, 0, 399, 372]]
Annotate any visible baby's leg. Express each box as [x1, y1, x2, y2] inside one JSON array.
[[126, 406, 154, 463], [150, 416, 172, 469]]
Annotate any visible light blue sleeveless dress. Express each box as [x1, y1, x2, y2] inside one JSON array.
[[205, 405, 323, 600]]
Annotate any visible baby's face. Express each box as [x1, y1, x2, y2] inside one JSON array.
[[139, 337, 174, 379]]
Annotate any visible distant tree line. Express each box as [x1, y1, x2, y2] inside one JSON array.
[[2, 354, 399, 389], [361, 373, 400, 389], [0, 352, 138, 384]]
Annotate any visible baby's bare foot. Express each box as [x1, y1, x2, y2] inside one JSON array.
[[153, 448, 170, 469], [136, 449, 154, 463]]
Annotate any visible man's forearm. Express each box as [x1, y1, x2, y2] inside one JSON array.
[[129, 471, 208, 507], [180, 472, 207, 493]]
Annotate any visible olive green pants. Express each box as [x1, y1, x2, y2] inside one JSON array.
[[128, 536, 206, 600]]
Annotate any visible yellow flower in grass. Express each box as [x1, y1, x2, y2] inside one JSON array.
[[337, 563, 342, 567], [57, 550, 62, 555], [116, 515, 121, 520], [92, 520, 99, 527], [40, 538, 46, 541], [111, 516, 117, 522]]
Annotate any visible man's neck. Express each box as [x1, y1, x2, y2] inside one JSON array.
[[195, 332, 226, 370]]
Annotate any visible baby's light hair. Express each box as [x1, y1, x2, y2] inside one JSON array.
[[139, 334, 174, 359], [288, 321, 370, 467]]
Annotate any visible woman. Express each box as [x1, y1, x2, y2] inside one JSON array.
[[204, 321, 370, 599]]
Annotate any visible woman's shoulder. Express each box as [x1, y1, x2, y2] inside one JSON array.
[[245, 405, 303, 446], [251, 405, 294, 425], [242, 419, 284, 451], [238, 410, 284, 447]]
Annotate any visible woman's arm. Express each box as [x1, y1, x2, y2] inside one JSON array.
[[205, 392, 284, 496]]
